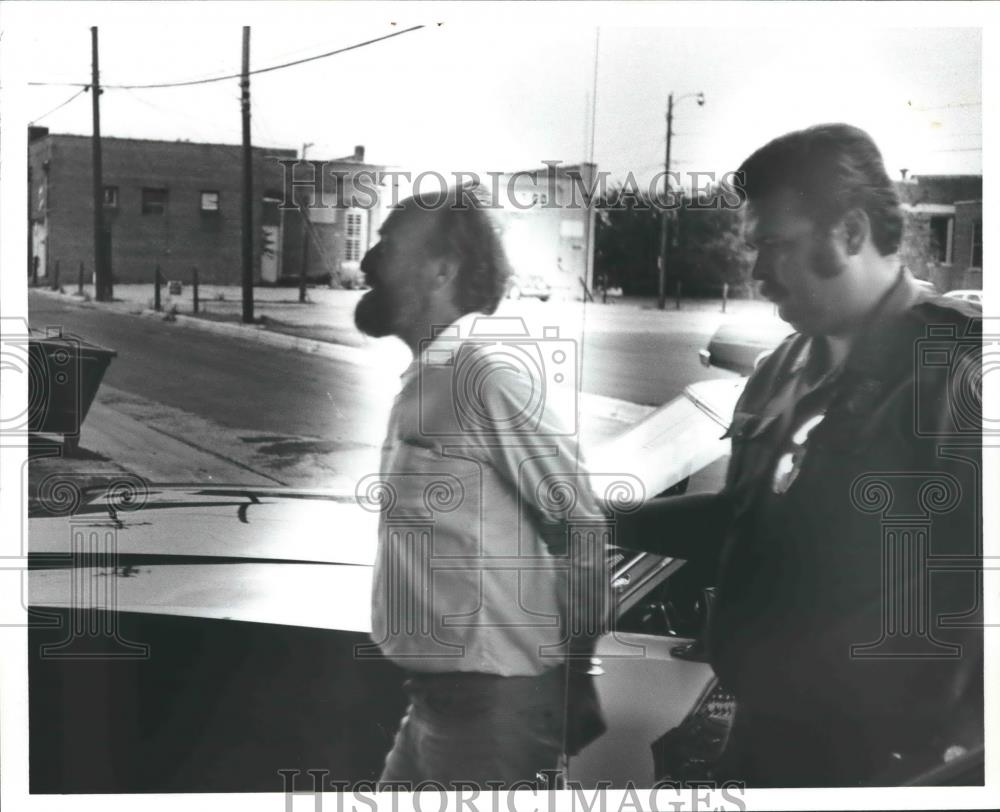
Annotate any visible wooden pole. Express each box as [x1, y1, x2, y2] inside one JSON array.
[[91, 27, 111, 301], [240, 26, 255, 323], [657, 93, 673, 311]]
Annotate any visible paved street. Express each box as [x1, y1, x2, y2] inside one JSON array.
[[28, 289, 777, 488], [30, 293, 396, 489]]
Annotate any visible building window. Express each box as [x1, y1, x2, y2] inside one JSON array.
[[929, 215, 954, 264], [103, 186, 118, 208], [200, 191, 220, 212], [141, 187, 168, 215], [344, 210, 365, 262], [971, 219, 982, 269]]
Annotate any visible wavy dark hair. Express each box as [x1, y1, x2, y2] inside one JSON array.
[[396, 188, 512, 315], [737, 123, 903, 257]]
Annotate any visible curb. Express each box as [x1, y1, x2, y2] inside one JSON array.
[[30, 287, 656, 425]]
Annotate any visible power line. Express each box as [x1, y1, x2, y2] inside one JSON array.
[[906, 101, 982, 111], [28, 26, 425, 90], [29, 87, 89, 124]]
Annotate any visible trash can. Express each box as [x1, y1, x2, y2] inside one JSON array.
[[28, 330, 117, 449]]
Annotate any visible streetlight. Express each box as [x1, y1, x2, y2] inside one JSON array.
[[657, 91, 705, 310]]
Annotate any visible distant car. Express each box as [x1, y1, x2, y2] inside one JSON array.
[[913, 278, 938, 295], [699, 319, 791, 375], [944, 289, 983, 306], [507, 273, 551, 301]]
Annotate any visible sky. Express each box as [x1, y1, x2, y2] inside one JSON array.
[[7, 3, 984, 191]]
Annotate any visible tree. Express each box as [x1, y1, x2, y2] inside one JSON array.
[[594, 188, 661, 295], [594, 185, 754, 297], [673, 190, 754, 296]]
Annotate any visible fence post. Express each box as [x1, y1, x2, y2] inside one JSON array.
[[192, 267, 199, 314], [32, 256, 39, 287], [154, 265, 162, 312], [721, 281, 728, 313], [674, 279, 682, 310], [78, 261, 85, 295], [52, 260, 61, 291]]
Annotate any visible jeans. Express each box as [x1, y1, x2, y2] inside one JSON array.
[[378, 669, 565, 789]]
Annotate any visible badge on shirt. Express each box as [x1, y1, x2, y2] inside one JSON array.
[[771, 412, 826, 495]]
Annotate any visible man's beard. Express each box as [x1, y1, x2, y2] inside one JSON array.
[[354, 288, 394, 338]]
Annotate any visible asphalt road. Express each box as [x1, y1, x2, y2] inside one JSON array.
[[30, 295, 387, 447], [31, 294, 738, 429]]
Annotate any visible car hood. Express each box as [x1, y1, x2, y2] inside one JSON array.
[[28, 377, 745, 631], [29, 486, 379, 565], [29, 488, 380, 632], [588, 377, 743, 498]]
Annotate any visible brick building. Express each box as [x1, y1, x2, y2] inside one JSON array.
[[27, 128, 380, 286], [281, 146, 386, 288], [896, 174, 983, 292]]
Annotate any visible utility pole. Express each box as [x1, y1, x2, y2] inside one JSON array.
[[27, 163, 34, 282], [298, 142, 313, 304], [240, 26, 254, 323], [657, 91, 704, 310], [657, 93, 673, 311], [91, 26, 111, 301]]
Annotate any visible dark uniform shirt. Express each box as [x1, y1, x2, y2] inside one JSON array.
[[709, 271, 983, 782]]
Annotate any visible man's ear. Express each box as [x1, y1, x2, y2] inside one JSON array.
[[839, 208, 870, 256], [430, 256, 459, 290]]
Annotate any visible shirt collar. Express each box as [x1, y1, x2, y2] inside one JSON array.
[[844, 266, 925, 377], [400, 311, 486, 383]]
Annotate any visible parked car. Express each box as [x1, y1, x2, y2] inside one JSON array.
[[507, 273, 551, 301], [27, 377, 742, 793], [26, 370, 982, 791], [699, 319, 791, 376], [944, 289, 983, 307]]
